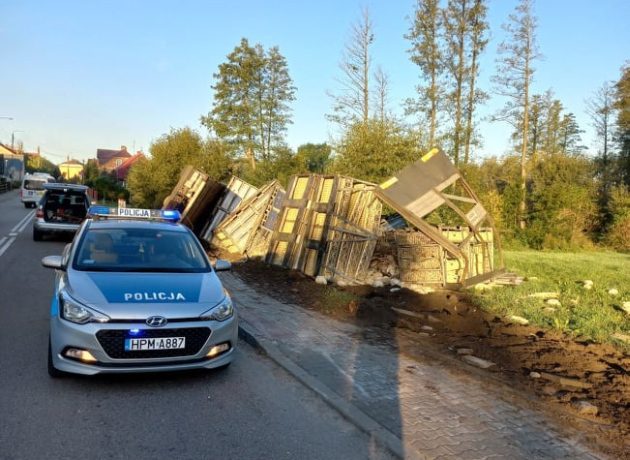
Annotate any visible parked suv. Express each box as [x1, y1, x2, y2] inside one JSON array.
[[33, 183, 91, 241]]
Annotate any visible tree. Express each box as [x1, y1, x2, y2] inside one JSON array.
[[443, 0, 469, 165], [463, 0, 489, 164], [127, 127, 231, 208], [492, 0, 541, 229], [202, 39, 295, 166], [328, 8, 374, 127], [406, 0, 443, 147], [613, 63, 630, 188], [373, 66, 390, 122], [587, 81, 618, 235], [332, 119, 422, 184], [559, 113, 585, 155], [260, 47, 296, 160], [296, 143, 332, 173]]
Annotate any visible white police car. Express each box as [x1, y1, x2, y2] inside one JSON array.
[[42, 206, 237, 377]]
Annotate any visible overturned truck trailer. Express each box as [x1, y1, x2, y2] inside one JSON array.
[[374, 148, 503, 287]]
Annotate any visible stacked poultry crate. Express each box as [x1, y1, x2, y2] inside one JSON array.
[[211, 180, 286, 257], [266, 174, 381, 283]]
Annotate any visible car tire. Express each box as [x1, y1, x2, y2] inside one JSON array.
[[33, 227, 43, 241], [48, 339, 65, 378], [24, 203, 31, 208]]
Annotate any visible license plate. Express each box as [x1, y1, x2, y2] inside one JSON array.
[[124, 337, 186, 351]]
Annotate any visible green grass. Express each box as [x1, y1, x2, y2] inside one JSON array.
[[470, 250, 630, 346]]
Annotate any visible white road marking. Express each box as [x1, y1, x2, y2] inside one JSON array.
[[11, 210, 35, 233], [16, 212, 35, 233], [0, 237, 16, 257], [0, 210, 36, 259]]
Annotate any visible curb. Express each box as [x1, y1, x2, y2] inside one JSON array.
[[238, 322, 409, 460]]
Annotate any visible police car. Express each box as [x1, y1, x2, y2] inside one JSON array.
[[42, 206, 237, 377]]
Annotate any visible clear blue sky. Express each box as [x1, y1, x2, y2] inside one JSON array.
[[0, 0, 628, 164]]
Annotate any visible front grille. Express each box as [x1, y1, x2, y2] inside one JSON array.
[[96, 328, 211, 359]]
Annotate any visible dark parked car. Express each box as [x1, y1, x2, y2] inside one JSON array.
[[33, 183, 91, 241]]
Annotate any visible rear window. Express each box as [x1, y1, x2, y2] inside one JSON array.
[[44, 191, 87, 205], [23, 179, 47, 190], [73, 227, 210, 273]]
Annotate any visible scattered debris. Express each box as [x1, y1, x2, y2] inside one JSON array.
[[546, 298, 562, 307], [582, 280, 594, 290], [539, 372, 593, 390], [456, 348, 474, 355], [391, 307, 424, 320], [571, 400, 599, 417], [543, 307, 557, 314], [529, 371, 542, 379], [462, 355, 496, 370], [618, 301, 630, 315], [527, 292, 560, 299], [390, 287, 401, 293], [420, 325, 434, 332], [608, 288, 619, 296], [611, 332, 630, 344], [315, 276, 328, 286], [509, 315, 530, 325]]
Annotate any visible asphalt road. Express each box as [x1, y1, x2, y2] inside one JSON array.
[[0, 190, 393, 460]]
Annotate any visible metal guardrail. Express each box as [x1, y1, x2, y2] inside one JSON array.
[[0, 182, 10, 194]]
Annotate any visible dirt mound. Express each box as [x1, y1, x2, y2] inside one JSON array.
[[233, 259, 629, 458]]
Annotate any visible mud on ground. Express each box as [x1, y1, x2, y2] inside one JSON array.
[[232, 259, 629, 459]]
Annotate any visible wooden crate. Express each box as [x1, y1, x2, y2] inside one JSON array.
[[212, 181, 284, 255], [201, 176, 258, 241], [267, 174, 381, 282]]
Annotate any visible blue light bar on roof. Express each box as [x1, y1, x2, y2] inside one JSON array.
[[87, 206, 181, 222]]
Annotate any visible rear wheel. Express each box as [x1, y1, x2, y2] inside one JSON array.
[[33, 227, 43, 241], [24, 202, 31, 208], [48, 339, 65, 378]]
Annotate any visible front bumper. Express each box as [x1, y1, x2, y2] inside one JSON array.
[[50, 312, 238, 375]]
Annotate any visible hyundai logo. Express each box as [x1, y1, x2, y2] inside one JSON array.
[[146, 316, 168, 327]]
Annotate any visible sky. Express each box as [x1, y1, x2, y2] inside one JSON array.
[[0, 0, 628, 164]]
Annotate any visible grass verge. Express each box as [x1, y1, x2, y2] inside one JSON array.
[[470, 250, 630, 346]]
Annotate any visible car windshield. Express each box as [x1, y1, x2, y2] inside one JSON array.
[[24, 179, 47, 190], [73, 227, 210, 273]]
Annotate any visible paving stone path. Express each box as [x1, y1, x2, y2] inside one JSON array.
[[221, 272, 602, 460]]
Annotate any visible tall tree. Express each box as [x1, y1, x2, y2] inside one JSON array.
[[559, 113, 585, 155], [202, 38, 295, 166], [443, 0, 469, 165], [463, 0, 489, 164], [492, 0, 541, 229], [373, 66, 390, 122], [586, 82, 616, 169], [587, 82, 619, 235], [261, 46, 297, 160], [406, 0, 443, 147], [328, 8, 374, 127], [613, 63, 630, 188]]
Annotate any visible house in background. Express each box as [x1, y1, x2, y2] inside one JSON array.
[[96, 146, 131, 173], [115, 152, 146, 184], [58, 159, 83, 181]]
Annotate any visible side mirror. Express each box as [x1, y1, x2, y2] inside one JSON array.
[[213, 259, 231, 272], [42, 255, 64, 270]]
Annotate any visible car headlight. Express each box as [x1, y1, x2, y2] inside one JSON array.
[[60, 291, 110, 324], [200, 295, 234, 322]]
